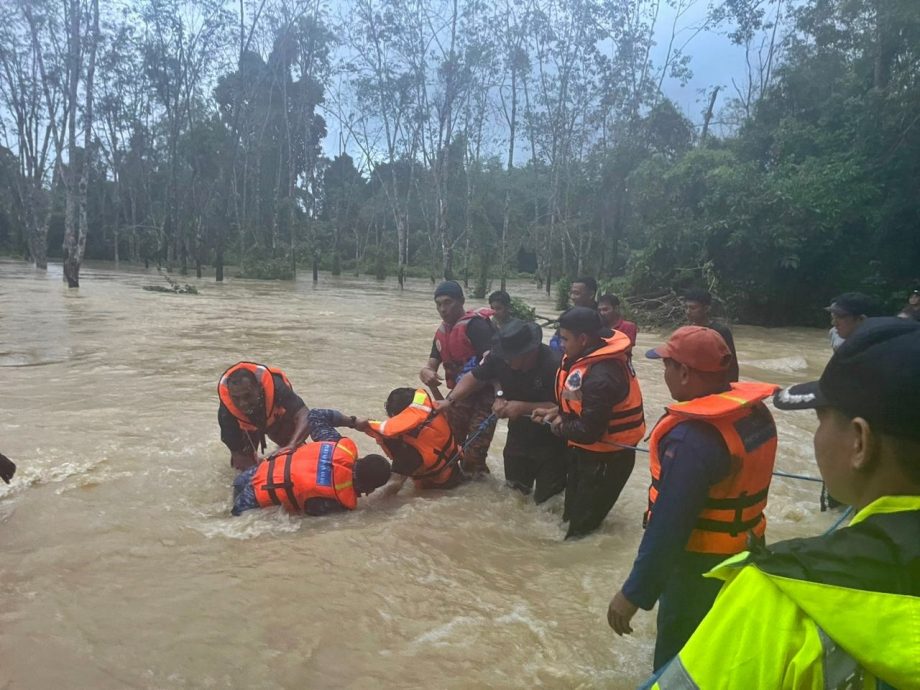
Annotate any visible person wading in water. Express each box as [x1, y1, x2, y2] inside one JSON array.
[[419, 281, 496, 476], [218, 362, 312, 471]]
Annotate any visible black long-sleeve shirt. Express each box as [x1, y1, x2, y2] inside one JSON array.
[[557, 345, 629, 446]]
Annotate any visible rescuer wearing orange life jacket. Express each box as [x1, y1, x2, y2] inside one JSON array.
[[419, 281, 496, 476], [532, 307, 646, 539], [218, 361, 311, 471], [361, 387, 464, 492], [607, 326, 778, 672], [231, 408, 391, 516]]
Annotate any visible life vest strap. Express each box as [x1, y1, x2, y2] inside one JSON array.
[[607, 418, 646, 434], [694, 513, 763, 536], [260, 451, 300, 510], [703, 487, 769, 510], [608, 404, 643, 421], [412, 442, 459, 479]]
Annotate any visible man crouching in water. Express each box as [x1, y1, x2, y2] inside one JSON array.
[[231, 408, 390, 516], [360, 387, 465, 492], [218, 361, 311, 470]]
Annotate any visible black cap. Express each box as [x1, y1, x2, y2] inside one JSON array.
[[825, 292, 881, 318], [434, 280, 464, 300], [491, 319, 542, 360], [773, 318, 920, 440], [558, 307, 603, 336]]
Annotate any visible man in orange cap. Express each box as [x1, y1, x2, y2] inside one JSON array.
[[607, 326, 779, 671]]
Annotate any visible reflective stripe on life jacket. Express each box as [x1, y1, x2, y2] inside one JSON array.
[[367, 389, 460, 488], [218, 361, 293, 433], [434, 308, 494, 389], [555, 332, 646, 452], [646, 381, 779, 555], [251, 438, 358, 512]]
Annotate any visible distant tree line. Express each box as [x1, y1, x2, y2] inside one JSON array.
[[0, 0, 917, 324]]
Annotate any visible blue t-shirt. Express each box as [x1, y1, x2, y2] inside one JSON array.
[[622, 419, 731, 609]]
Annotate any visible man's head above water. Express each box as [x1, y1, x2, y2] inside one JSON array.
[[434, 281, 465, 325], [569, 277, 598, 308], [226, 368, 264, 421]]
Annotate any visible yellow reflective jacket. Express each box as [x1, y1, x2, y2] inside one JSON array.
[[649, 495, 920, 690]]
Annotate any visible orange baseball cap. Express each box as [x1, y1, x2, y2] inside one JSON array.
[[646, 326, 731, 372]]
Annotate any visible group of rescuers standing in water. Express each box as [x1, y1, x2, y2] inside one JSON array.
[[217, 278, 919, 690]]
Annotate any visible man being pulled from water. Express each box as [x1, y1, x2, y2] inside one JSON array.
[[644, 318, 920, 690], [218, 361, 311, 471], [419, 281, 496, 476], [440, 319, 567, 503], [360, 387, 464, 492], [533, 307, 645, 539], [608, 326, 779, 671], [231, 408, 390, 516]]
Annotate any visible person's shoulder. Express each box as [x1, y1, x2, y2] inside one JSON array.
[[708, 320, 733, 335], [539, 343, 562, 365], [662, 418, 727, 450]]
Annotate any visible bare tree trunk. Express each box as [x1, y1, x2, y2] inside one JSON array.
[[69, 0, 98, 287]]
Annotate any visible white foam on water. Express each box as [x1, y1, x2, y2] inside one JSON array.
[[746, 355, 809, 373], [191, 507, 305, 540], [409, 614, 484, 648]]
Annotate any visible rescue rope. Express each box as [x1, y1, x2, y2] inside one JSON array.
[[772, 469, 824, 483], [443, 413, 499, 475], [532, 415, 827, 484]]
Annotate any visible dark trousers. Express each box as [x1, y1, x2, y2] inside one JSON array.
[[447, 386, 496, 474], [503, 419, 567, 503], [653, 552, 727, 671], [563, 447, 635, 539]]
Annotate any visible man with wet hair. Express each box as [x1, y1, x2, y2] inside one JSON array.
[[218, 361, 311, 471], [534, 307, 645, 538], [825, 291, 882, 350], [231, 407, 390, 516], [442, 319, 568, 503], [683, 288, 739, 382], [644, 317, 920, 690], [569, 276, 599, 309], [608, 326, 778, 671], [488, 290, 513, 329], [360, 387, 464, 491], [598, 293, 637, 347], [551, 276, 602, 354], [419, 281, 496, 476]]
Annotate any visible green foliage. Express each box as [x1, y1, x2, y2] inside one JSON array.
[[509, 297, 536, 322], [555, 278, 571, 311], [238, 254, 294, 281]]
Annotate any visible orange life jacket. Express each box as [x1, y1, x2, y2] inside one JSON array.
[[555, 332, 646, 452], [367, 389, 460, 488], [434, 308, 494, 388], [251, 438, 358, 512], [646, 381, 779, 555], [218, 362, 293, 433]]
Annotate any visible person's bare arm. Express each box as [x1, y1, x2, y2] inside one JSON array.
[[419, 357, 443, 388]]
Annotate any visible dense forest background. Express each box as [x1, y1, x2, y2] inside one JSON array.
[[0, 0, 917, 324]]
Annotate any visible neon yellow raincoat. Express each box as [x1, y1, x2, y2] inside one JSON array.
[[649, 495, 920, 690]]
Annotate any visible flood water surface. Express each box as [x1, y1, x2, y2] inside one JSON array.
[[0, 260, 839, 689]]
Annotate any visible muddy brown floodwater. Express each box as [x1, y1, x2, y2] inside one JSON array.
[[0, 260, 840, 689]]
